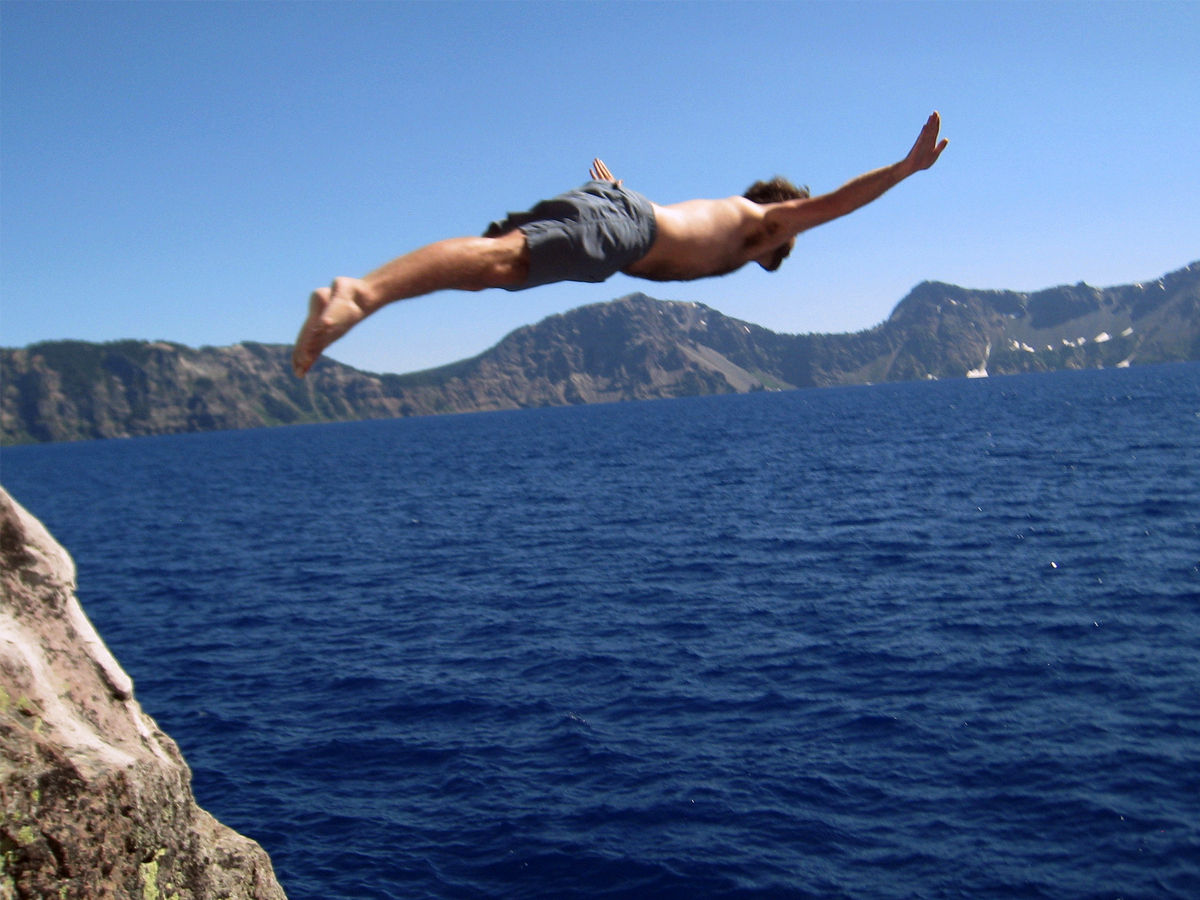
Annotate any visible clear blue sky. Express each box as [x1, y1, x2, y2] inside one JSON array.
[[2, 1, 1197, 375]]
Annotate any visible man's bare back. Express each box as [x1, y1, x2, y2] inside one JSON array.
[[292, 113, 947, 376], [624, 196, 775, 282]]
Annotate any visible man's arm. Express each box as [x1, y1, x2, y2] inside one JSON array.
[[767, 112, 948, 236]]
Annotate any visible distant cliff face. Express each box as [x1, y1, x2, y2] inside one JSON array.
[[877, 262, 1200, 381], [2, 263, 1197, 444], [0, 340, 402, 444], [0, 488, 287, 898]]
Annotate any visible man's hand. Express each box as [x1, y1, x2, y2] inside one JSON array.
[[904, 111, 949, 173], [763, 112, 949, 239], [590, 158, 621, 185]]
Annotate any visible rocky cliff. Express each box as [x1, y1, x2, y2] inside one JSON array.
[[871, 261, 1200, 382], [2, 262, 1196, 444], [0, 488, 287, 899]]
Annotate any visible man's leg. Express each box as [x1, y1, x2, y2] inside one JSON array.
[[292, 230, 529, 376]]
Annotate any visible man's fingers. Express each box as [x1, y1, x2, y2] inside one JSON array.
[[922, 112, 941, 142], [912, 113, 947, 168]]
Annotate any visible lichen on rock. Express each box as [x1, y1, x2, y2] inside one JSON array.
[[0, 487, 286, 899]]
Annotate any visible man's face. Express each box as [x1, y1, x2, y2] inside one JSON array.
[[757, 239, 795, 272]]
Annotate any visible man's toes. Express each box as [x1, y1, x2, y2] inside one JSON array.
[[306, 286, 331, 320]]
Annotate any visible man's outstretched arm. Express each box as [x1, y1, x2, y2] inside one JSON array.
[[768, 112, 948, 237]]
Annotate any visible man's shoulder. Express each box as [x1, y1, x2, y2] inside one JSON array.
[[656, 195, 763, 221]]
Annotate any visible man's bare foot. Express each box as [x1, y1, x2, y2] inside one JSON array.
[[291, 277, 370, 377]]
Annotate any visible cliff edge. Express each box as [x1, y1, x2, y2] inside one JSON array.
[[0, 487, 286, 899]]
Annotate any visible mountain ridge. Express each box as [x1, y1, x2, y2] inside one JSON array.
[[3, 262, 1196, 444]]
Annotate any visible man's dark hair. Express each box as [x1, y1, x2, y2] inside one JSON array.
[[743, 176, 810, 204]]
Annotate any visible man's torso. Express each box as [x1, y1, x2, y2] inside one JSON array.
[[623, 196, 775, 282]]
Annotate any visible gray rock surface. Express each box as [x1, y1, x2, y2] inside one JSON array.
[[0, 487, 286, 899]]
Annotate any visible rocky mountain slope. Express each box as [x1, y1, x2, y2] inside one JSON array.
[[0, 487, 287, 898], [2, 262, 1196, 444]]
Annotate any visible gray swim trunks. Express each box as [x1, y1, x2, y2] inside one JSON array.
[[483, 180, 657, 290]]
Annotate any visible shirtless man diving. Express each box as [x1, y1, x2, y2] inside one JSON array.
[[292, 112, 948, 377]]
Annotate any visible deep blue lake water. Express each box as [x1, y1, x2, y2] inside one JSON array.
[[3, 364, 1199, 899]]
